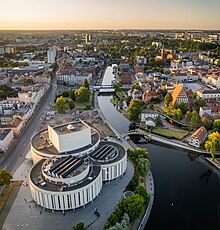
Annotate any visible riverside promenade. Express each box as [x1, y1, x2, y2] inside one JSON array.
[[125, 129, 220, 157]]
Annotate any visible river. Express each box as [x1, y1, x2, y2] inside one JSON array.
[[98, 65, 220, 230]]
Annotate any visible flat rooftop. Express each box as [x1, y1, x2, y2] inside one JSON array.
[[30, 158, 101, 192], [90, 141, 126, 165], [32, 128, 99, 155], [43, 156, 88, 179], [0, 129, 11, 140], [53, 121, 88, 135]]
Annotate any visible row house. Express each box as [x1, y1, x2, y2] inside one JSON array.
[[56, 70, 77, 85], [197, 88, 220, 99]]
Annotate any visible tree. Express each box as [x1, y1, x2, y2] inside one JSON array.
[[121, 194, 144, 221], [164, 93, 173, 108], [202, 118, 213, 130], [127, 99, 143, 121], [82, 79, 89, 89], [177, 102, 187, 114], [205, 131, 220, 160], [56, 96, 67, 113], [70, 90, 76, 101], [132, 82, 140, 90], [0, 170, 12, 186], [186, 111, 191, 121], [61, 90, 69, 98], [113, 81, 122, 92], [213, 120, 220, 132], [155, 116, 163, 127], [72, 222, 84, 230], [75, 86, 91, 103], [174, 108, 182, 121], [195, 98, 206, 110], [135, 186, 150, 204], [68, 99, 75, 110], [190, 110, 201, 129]]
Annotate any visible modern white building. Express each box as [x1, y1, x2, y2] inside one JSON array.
[[29, 120, 127, 211], [47, 47, 56, 64], [56, 70, 76, 85]]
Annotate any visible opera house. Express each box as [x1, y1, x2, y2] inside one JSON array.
[[29, 119, 127, 211]]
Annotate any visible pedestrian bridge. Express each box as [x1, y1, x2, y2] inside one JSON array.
[[122, 129, 151, 141], [93, 85, 115, 93]]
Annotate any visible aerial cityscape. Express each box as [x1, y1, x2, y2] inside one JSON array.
[[0, 1, 220, 230]]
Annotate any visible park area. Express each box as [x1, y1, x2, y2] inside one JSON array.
[[152, 128, 189, 140]]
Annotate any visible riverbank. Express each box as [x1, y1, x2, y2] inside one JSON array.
[[95, 64, 155, 230]]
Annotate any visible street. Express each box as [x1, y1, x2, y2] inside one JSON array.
[[0, 77, 57, 174]]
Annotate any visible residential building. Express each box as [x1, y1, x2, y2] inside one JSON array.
[[199, 107, 212, 117], [141, 110, 159, 122], [188, 126, 208, 147], [0, 129, 13, 152], [56, 70, 76, 85], [128, 89, 142, 99], [197, 88, 220, 99], [142, 90, 160, 103]]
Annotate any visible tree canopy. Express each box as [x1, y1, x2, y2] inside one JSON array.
[[0, 170, 12, 186], [127, 99, 143, 121], [204, 131, 220, 159], [75, 86, 91, 103], [56, 96, 67, 113], [164, 93, 173, 108]]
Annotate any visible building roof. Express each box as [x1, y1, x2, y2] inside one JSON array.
[[172, 84, 188, 105], [197, 88, 220, 94], [0, 129, 12, 140], [190, 126, 208, 141]]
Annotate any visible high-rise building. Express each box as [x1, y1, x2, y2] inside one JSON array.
[[85, 34, 92, 44], [47, 47, 56, 64]]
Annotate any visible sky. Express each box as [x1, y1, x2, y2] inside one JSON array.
[[0, 0, 219, 30]]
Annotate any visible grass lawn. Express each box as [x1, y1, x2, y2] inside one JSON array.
[[152, 128, 189, 140], [74, 102, 90, 110], [118, 109, 130, 120]]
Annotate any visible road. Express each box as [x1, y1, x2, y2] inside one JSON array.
[[0, 77, 57, 174]]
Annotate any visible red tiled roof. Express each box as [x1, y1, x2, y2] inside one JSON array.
[[191, 126, 207, 141]]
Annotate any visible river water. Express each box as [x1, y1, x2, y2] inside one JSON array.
[[98, 65, 220, 230]]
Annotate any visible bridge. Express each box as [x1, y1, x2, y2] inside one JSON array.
[[122, 129, 151, 141], [93, 85, 115, 93]]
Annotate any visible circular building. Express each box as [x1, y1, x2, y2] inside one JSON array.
[[29, 119, 127, 211], [29, 156, 102, 211]]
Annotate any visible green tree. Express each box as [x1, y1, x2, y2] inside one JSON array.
[[164, 92, 173, 108], [113, 81, 122, 92], [0, 170, 12, 186], [202, 118, 213, 130], [190, 110, 201, 128], [72, 222, 84, 230], [68, 99, 75, 110], [69, 90, 76, 101], [174, 108, 182, 121], [61, 90, 69, 98], [82, 79, 89, 89], [132, 82, 140, 90], [186, 111, 191, 121], [135, 186, 150, 204], [75, 86, 91, 103], [155, 116, 163, 127], [204, 131, 220, 160], [121, 194, 145, 222], [127, 99, 143, 121], [177, 102, 187, 114], [56, 96, 67, 113], [195, 98, 206, 110], [213, 120, 220, 132]]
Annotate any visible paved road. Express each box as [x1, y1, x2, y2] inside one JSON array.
[[0, 78, 57, 173]]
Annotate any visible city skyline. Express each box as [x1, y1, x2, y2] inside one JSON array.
[[0, 0, 220, 30]]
